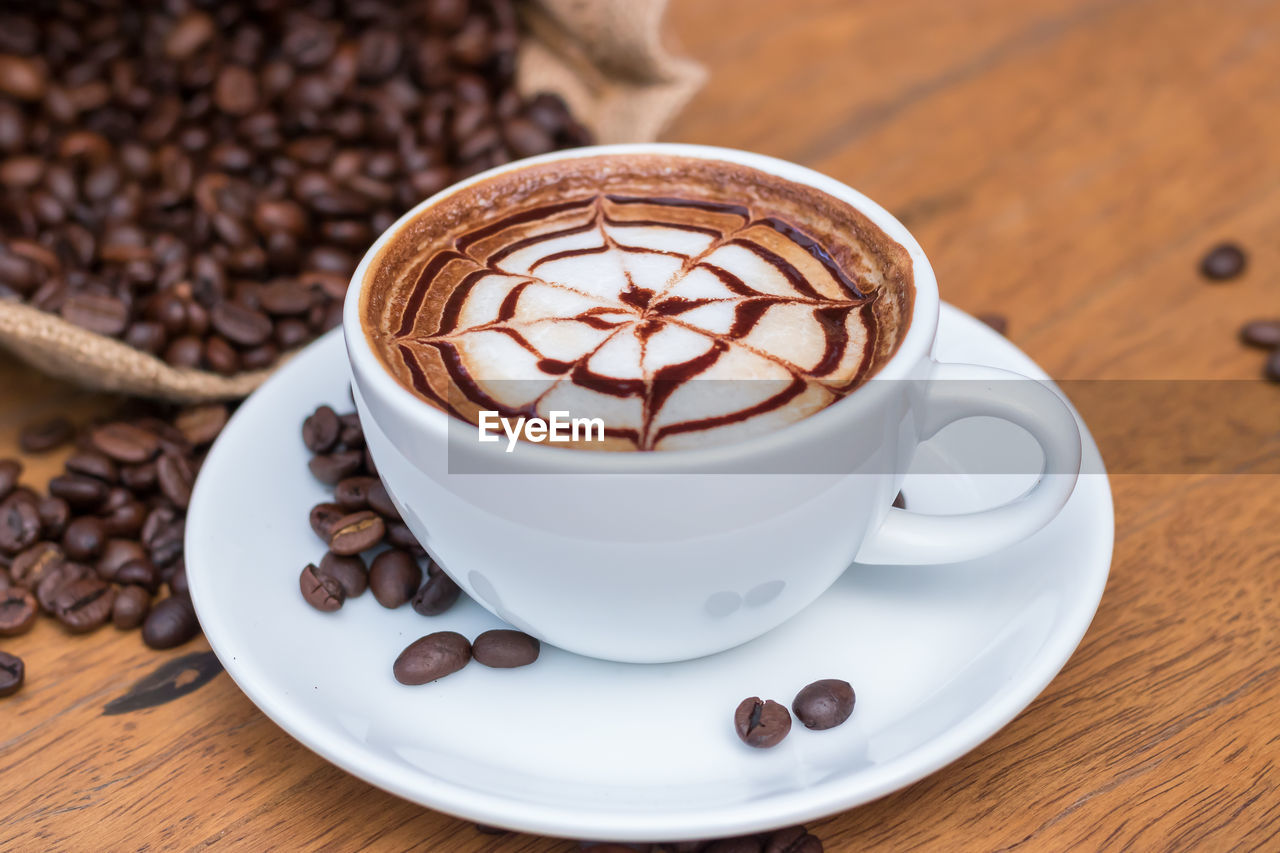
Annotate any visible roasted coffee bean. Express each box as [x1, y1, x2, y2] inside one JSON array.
[[385, 521, 422, 551], [91, 423, 160, 464], [96, 539, 148, 582], [142, 596, 199, 648], [120, 461, 158, 493], [317, 552, 367, 598], [0, 494, 41, 553], [365, 480, 401, 520], [369, 547, 420, 607], [115, 560, 159, 593], [165, 336, 204, 369], [328, 510, 385, 556], [156, 452, 195, 509], [309, 449, 364, 485], [300, 563, 344, 612], [1200, 243, 1246, 281], [762, 826, 822, 853], [703, 836, 766, 853], [892, 491, 906, 509], [173, 404, 229, 446], [53, 577, 116, 633], [0, 459, 20, 501], [47, 474, 109, 510], [309, 502, 344, 541], [36, 496, 70, 539], [393, 631, 471, 685], [14, 544, 60, 587], [62, 516, 107, 561], [0, 54, 46, 100], [211, 301, 273, 347], [410, 571, 461, 616], [792, 679, 856, 730], [734, 697, 792, 748], [302, 405, 341, 453], [167, 563, 189, 598], [0, 586, 38, 636], [0, 570, 8, 593], [60, 292, 129, 336], [112, 585, 151, 630], [18, 417, 74, 453], [1267, 349, 1280, 384], [102, 499, 147, 538], [334, 476, 378, 511], [204, 335, 240, 375], [36, 561, 91, 614], [1241, 319, 1280, 350], [65, 451, 118, 483], [0, 650, 23, 698], [472, 629, 540, 668]]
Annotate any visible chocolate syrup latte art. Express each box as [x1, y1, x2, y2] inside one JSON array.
[[362, 155, 914, 450]]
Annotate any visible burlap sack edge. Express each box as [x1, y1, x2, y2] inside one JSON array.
[[0, 300, 278, 401], [0, 0, 704, 401]]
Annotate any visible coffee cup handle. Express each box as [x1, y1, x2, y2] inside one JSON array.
[[855, 362, 1083, 565]]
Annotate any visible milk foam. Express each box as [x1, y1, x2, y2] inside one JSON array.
[[363, 155, 913, 450]]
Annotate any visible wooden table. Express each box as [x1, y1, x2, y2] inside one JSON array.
[[4, 1, 1279, 849]]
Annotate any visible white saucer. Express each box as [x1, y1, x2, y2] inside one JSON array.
[[186, 303, 1113, 843]]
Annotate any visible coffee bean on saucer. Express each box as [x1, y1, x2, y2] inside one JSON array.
[[892, 491, 906, 509], [112, 585, 151, 630], [0, 494, 42, 552], [300, 563, 345, 612], [0, 586, 38, 636], [53, 577, 116, 633], [369, 548, 421, 608], [763, 826, 822, 853], [302, 405, 341, 453], [792, 679, 856, 730], [393, 631, 471, 685], [309, 450, 364, 485], [0, 651, 24, 698], [976, 313, 1008, 335], [334, 477, 378, 511], [1266, 349, 1280, 383], [309, 502, 345, 541], [329, 511, 385, 556], [1240, 319, 1280, 350], [385, 521, 425, 555], [366, 480, 400, 521], [1199, 242, 1246, 281], [19, 417, 74, 453], [317, 552, 367, 597], [472, 629, 540, 668], [734, 697, 791, 748], [410, 571, 461, 616], [141, 596, 200, 649], [0, 459, 20, 501]]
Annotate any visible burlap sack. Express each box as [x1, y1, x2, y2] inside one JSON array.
[[0, 0, 704, 402]]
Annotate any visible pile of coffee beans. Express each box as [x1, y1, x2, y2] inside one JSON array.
[[300, 403, 468, 616], [579, 826, 823, 853], [299, 403, 540, 681], [0, 405, 224, 696], [0, 0, 590, 373], [734, 678, 856, 749]]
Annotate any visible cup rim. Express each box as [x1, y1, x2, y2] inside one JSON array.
[[342, 143, 940, 472]]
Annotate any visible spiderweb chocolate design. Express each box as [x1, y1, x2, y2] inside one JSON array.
[[366, 161, 911, 451]]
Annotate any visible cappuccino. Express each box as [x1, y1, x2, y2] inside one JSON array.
[[361, 154, 913, 450]]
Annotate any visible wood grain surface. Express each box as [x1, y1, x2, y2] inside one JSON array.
[[4, 0, 1280, 849]]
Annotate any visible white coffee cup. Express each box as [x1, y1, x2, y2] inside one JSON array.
[[343, 143, 1082, 663]]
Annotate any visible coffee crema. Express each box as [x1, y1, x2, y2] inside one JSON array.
[[361, 154, 914, 450]]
